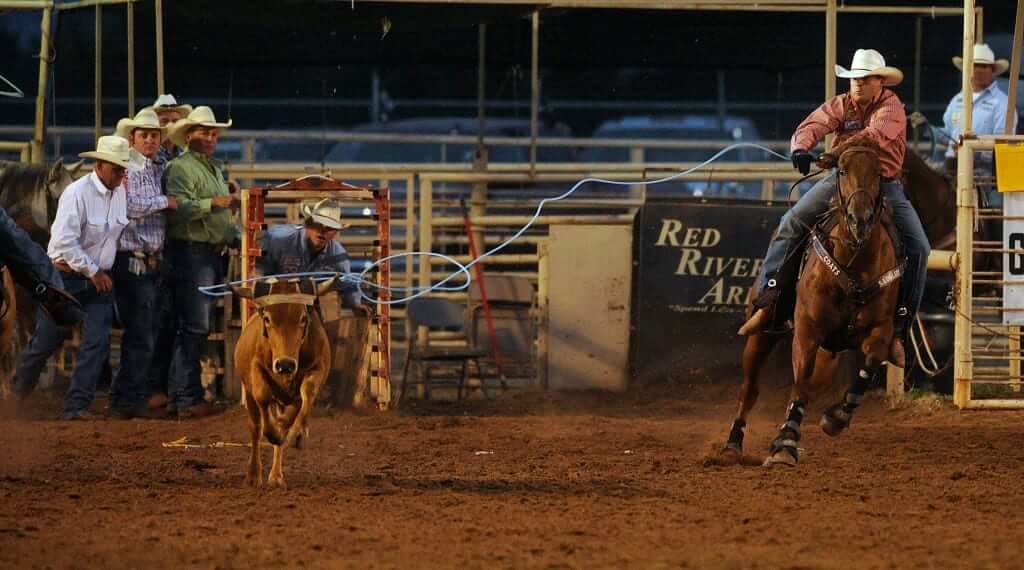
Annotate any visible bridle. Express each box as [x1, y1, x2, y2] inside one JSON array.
[[810, 145, 903, 305], [832, 146, 885, 254]]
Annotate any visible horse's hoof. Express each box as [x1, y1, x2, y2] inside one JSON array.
[[718, 445, 743, 465], [763, 451, 798, 467], [820, 414, 846, 437], [820, 404, 851, 437], [267, 477, 287, 490]]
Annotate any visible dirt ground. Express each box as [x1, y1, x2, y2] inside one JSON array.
[[2, 383, 1024, 570]]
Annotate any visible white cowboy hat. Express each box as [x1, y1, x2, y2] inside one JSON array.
[[301, 198, 350, 230], [953, 43, 1010, 76], [834, 49, 903, 86], [148, 93, 193, 115], [79, 135, 132, 168], [167, 106, 233, 147], [115, 108, 166, 140]]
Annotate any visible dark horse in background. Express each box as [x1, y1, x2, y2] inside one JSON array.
[[720, 143, 957, 467], [0, 159, 82, 396]]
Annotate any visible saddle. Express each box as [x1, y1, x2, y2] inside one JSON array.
[[761, 195, 904, 343]]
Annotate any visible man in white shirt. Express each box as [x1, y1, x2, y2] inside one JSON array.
[[941, 44, 1017, 180], [11, 136, 131, 420]]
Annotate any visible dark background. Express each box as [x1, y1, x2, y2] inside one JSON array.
[[0, 0, 1017, 141]]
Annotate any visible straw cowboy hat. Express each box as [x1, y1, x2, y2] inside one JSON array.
[[834, 49, 903, 86], [167, 106, 233, 147], [301, 198, 350, 230], [115, 108, 165, 140], [146, 93, 193, 115], [953, 43, 1010, 76], [79, 135, 132, 168]]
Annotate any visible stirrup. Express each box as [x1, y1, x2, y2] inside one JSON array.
[[751, 281, 781, 309]]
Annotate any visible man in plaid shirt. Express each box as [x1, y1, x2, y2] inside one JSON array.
[[740, 49, 930, 368], [108, 109, 178, 419]]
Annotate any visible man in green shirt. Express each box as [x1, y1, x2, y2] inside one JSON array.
[[161, 106, 239, 418]]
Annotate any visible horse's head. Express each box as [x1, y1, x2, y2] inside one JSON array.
[[0, 159, 84, 245], [836, 145, 883, 246], [41, 159, 85, 222]]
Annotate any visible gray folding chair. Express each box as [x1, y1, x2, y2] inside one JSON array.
[[400, 297, 495, 403]]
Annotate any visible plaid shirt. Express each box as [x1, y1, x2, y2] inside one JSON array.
[[118, 155, 168, 254], [791, 89, 906, 179]]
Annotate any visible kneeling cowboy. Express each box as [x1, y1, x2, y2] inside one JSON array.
[[739, 49, 930, 367], [255, 199, 368, 317]]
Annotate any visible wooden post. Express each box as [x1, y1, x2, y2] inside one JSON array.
[[31, 6, 51, 163], [824, 0, 837, 150], [536, 240, 549, 389], [416, 177, 434, 398], [127, 0, 135, 115], [961, 0, 976, 138], [405, 173, 415, 300], [240, 188, 252, 327], [155, 0, 165, 95], [954, 141, 975, 409], [1007, 0, 1024, 136], [94, 4, 102, 143], [529, 10, 539, 175]]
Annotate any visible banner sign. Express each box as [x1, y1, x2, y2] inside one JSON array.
[[631, 198, 788, 381], [1004, 192, 1024, 324]]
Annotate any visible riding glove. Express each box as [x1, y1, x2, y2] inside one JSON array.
[[791, 150, 814, 175]]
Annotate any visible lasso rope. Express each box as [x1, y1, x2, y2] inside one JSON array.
[[199, 142, 791, 305]]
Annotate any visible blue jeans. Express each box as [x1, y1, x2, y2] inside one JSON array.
[[146, 277, 176, 398], [12, 275, 113, 415], [164, 241, 224, 409], [110, 252, 159, 412], [757, 172, 931, 317]]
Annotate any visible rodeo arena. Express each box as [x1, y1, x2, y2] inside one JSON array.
[[4, 0, 1024, 567]]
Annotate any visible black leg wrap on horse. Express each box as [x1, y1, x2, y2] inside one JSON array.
[[769, 401, 804, 461], [821, 369, 871, 436], [725, 419, 747, 452]]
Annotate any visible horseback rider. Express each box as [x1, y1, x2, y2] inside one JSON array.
[[0, 205, 83, 327], [739, 48, 931, 367]]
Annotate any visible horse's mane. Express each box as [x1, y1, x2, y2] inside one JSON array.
[[0, 161, 48, 210], [837, 136, 882, 158]]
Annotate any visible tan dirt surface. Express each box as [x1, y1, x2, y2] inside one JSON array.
[[1, 386, 1023, 569]]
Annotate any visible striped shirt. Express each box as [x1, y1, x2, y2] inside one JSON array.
[[791, 89, 906, 178], [118, 155, 168, 254]]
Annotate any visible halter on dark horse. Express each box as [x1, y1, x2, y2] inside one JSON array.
[[721, 143, 908, 467]]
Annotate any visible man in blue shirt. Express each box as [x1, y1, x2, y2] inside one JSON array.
[[941, 43, 1017, 183], [255, 199, 366, 314]]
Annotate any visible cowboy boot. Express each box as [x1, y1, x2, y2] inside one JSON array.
[[738, 285, 780, 335]]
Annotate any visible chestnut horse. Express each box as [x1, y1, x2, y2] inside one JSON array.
[[723, 143, 907, 467]]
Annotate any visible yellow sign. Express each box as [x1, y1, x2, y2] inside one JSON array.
[[996, 143, 1024, 193]]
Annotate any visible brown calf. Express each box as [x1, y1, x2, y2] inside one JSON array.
[[233, 277, 335, 488]]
